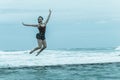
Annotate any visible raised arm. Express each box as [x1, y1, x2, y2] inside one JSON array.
[[45, 9, 52, 25], [22, 22, 38, 27]]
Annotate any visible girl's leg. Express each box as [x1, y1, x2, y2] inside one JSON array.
[[29, 39, 42, 54], [36, 40, 47, 56], [29, 47, 40, 54]]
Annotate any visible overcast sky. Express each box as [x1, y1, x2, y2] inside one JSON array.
[[0, 0, 120, 50]]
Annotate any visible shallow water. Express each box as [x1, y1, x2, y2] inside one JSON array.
[[1, 63, 120, 80]]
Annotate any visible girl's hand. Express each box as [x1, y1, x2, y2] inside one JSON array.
[[22, 22, 26, 26]]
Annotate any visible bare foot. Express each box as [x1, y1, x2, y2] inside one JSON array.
[[36, 52, 41, 56], [29, 51, 34, 54]]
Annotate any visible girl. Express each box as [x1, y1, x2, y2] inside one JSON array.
[[22, 9, 52, 56]]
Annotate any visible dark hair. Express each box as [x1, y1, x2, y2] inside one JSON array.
[[38, 16, 43, 20]]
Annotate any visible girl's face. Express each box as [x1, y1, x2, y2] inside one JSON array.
[[38, 17, 43, 23]]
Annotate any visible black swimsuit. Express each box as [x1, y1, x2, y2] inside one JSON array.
[[36, 26, 46, 40]]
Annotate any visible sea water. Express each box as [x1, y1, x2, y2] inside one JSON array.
[[0, 47, 120, 80]]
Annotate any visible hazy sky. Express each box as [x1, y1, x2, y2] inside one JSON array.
[[0, 0, 120, 50]]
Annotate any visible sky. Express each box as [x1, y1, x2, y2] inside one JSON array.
[[0, 0, 120, 50]]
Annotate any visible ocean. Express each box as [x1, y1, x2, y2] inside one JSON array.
[[0, 47, 120, 80]]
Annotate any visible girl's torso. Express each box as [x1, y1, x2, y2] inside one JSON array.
[[38, 23, 46, 35]]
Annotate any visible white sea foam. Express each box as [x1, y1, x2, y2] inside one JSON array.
[[0, 50, 120, 68], [115, 46, 120, 50]]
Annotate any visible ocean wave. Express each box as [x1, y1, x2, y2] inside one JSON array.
[[0, 50, 120, 68]]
